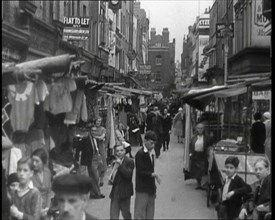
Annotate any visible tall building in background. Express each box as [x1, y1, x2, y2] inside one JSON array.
[[148, 27, 175, 97]]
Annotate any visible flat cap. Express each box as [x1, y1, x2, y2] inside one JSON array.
[[52, 174, 92, 194]]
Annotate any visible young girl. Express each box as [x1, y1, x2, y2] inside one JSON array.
[[31, 148, 52, 219], [10, 157, 42, 220], [239, 158, 271, 220]]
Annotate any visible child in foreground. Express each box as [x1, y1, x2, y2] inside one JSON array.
[[217, 156, 251, 219], [10, 157, 42, 220]]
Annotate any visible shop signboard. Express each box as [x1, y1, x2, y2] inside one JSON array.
[[63, 17, 90, 41], [139, 65, 151, 75], [216, 23, 234, 38], [252, 90, 271, 100]]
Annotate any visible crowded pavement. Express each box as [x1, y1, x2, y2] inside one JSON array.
[[86, 133, 217, 219], [2, 0, 271, 220]]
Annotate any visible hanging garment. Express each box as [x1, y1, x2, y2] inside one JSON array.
[[8, 147, 22, 175], [8, 82, 40, 132], [64, 90, 88, 125], [7, 80, 49, 132], [2, 94, 12, 138], [44, 77, 77, 115]]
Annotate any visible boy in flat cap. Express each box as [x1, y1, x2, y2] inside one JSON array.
[[52, 174, 100, 220], [216, 156, 251, 219]]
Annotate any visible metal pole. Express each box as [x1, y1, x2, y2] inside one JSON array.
[[224, 36, 229, 85]]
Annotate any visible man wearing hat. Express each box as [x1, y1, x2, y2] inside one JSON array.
[[52, 174, 100, 220]]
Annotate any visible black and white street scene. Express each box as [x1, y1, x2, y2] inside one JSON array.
[[2, 0, 271, 220]]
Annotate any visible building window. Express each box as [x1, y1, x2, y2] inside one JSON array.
[[155, 56, 162, 66], [77, 0, 80, 16], [72, 1, 75, 17], [156, 72, 161, 82], [83, 5, 86, 17]]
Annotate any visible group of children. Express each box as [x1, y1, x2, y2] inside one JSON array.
[[216, 156, 271, 220]]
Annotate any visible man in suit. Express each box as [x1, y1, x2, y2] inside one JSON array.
[[109, 144, 134, 219], [52, 173, 100, 220], [162, 108, 172, 151], [134, 131, 161, 219], [73, 129, 104, 199]]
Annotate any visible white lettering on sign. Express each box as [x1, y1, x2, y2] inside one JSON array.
[[252, 90, 271, 100], [63, 17, 90, 28], [199, 19, 210, 27]]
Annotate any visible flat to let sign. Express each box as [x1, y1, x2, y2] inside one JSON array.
[[63, 17, 90, 41]]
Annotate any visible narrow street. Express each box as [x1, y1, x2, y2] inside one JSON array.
[[86, 133, 217, 219]]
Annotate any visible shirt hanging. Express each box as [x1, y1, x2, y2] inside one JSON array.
[[44, 77, 77, 115], [8, 82, 40, 132], [64, 90, 88, 125]]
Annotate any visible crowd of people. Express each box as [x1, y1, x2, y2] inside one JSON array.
[[2, 104, 271, 220]]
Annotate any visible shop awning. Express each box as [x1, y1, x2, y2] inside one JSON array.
[[182, 77, 271, 111]]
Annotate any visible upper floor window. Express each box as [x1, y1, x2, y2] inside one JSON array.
[[155, 56, 162, 66], [156, 72, 161, 82], [83, 5, 87, 17]]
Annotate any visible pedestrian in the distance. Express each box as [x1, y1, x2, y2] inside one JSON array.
[[134, 131, 161, 219], [250, 112, 266, 154], [52, 173, 100, 220], [173, 107, 185, 143], [92, 117, 107, 187], [162, 108, 172, 151], [109, 144, 134, 219], [151, 107, 164, 158], [189, 123, 211, 190]]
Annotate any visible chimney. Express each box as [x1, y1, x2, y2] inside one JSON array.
[[162, 28, 169, 46], [150, 28, 156, 45]]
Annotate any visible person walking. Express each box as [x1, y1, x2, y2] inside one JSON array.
[[189, 123, 211, 190], [73, 129, 105, 199], [162, 108, 172, 151], [109, 144, 134, 219], [250, 112, 266, 154], [151, 107, 164, 158], [173, 107, 185, 143], [92, 117, 107, 187], [134, 131, 161, 219], [52, 173, 100, 220]]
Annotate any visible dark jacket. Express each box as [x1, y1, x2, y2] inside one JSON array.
[[162, 115, 172, 133], [146, 111, 156, 131], [220, 174, 252, 219], [109, 156, 134, 200], [251, 121, 266, 153], [135, 147, 156, 195], [73, 136, 95, 166]]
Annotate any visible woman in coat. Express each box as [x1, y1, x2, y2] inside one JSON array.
[[173, 107, 185, 143], [189, 123, 211, 189]]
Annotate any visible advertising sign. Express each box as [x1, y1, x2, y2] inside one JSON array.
[[198, 35, 209, 82], [63, 17, 90, 41], [216, 23, 234, 38], [139, 65, 151, 75]]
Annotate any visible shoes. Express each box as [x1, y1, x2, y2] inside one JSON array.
[[90, 194, 105, 199]]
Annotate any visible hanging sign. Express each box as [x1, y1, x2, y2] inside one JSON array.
[[63, 17, 90, 41], [216, 23, 234, 38]]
